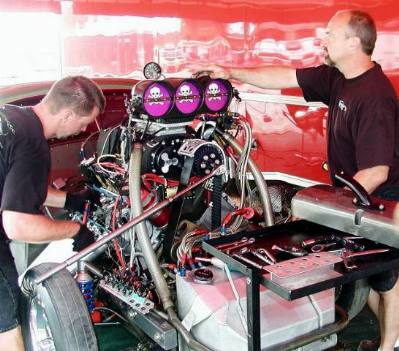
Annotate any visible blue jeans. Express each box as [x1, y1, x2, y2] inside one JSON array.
[[0, 241, 20, 332]]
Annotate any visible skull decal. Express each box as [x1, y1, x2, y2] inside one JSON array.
[[207, 83, 221, 101], [148, 86, 164, 105], [178, 84, 193, 103]]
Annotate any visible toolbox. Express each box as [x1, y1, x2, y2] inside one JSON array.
[[202, 184, 399, 351]]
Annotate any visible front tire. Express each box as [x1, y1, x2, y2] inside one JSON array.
[[21, 262, 98, 351]]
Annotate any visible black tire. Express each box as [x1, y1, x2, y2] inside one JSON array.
[[20, 262, 98, 351], [335, 278, 370, 320]]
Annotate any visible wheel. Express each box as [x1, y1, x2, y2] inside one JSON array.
[[335, 278, 370, 320], [20, 262, 98, 351]]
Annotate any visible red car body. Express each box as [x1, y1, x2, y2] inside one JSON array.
[[0, 0, 398, 185]]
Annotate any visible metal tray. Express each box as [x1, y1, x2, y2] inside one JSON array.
[[203, 220, 399, 300]]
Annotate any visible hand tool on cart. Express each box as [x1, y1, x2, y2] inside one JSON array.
[[334, 236, 365, 252], [238, 247, 274, 266], [341, 248, 390, 270], [248, 248, 275, 265], [216, 236, 249, 250], [301, 234, 336, 248], [310, 242, 338, 253], [255, 248, 277, 264], [223, 238, 256, 254], [272, 244, 308, 257], [232, 251, 265, 270], [302, 234, 365, 252]]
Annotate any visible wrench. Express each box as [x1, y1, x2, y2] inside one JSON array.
[[272, 244, 308, 257], [224, 238, 255, 254], [247, 248, 276, 265], [256, 248, 277, 264], [301, 234, 336, 248], [239, 247, 274, 266], [341, 250, 357, 270], [335, 236, 365, 252], [310, 242, 337, 253], [216, 236, 248, 250], [302, 234, 364, 252], [341, 248, 390, 270], [232, 252, 264, 270]]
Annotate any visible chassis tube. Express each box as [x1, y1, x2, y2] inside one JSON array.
[[266, 305, 349, 351], [129, 143, 174, 310]]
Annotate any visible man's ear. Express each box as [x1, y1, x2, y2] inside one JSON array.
[[60, 108, 73, 124], [349, 36, 361, 51]]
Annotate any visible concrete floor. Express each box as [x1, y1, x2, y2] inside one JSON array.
[[96, 323, 139, 351], [338, 306, 379, 351]]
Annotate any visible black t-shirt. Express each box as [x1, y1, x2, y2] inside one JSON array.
[[0, 105, 50, 241], [296, 63, 399, 190]]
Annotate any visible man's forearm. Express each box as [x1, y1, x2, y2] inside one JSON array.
[[353, 165, 389, 194], [2, 210, 79, 242], [229, 66, 299, 89]]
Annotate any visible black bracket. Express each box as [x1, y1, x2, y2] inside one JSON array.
[[334, 172, 384, 211]]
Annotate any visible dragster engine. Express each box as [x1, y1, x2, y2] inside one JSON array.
[[21, 63, 399, 351]]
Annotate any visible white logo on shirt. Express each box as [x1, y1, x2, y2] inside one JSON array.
[[0, 108, 15, 136], [338, 100, 347, 112], [0, 107, 16, 149]]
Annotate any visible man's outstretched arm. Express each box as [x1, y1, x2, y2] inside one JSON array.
[[207, 64, 299, 89]]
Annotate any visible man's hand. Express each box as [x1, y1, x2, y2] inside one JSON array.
[[64, 187, 100, 212], [194, 64, 231, 80], [72, 224, 95, 252], [195, 65, 298, 90]]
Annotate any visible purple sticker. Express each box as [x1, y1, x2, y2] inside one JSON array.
[[143, 82, 173, 117], [204, 79, 231, 112], [175, 80, 202, 115]]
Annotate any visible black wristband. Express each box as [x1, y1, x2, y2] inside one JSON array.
[[64, 188, 100, 212], [72, 224, 95, 252]]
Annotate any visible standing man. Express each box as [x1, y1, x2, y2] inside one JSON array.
[[0, 76, 105, 350], [206, 10, 399, 351]]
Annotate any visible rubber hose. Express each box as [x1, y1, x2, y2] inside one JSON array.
[[211, 175, 222, 230]]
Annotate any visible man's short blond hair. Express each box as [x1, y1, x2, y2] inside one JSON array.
[[43, 76, 106, 116]]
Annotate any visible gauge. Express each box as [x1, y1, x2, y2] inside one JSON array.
[[143, 62, 162, 80]]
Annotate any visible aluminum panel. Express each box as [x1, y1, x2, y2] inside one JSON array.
[[292, 185, 399, 249]]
